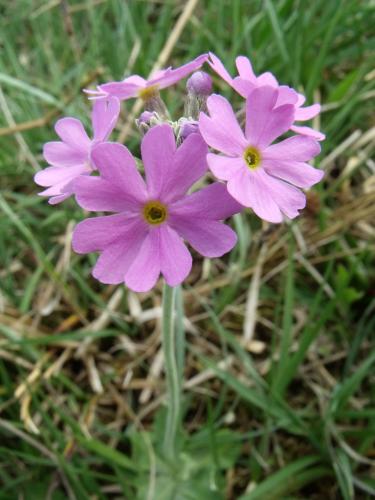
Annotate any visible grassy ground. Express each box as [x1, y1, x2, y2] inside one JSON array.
[[0, 0, 375, 498]]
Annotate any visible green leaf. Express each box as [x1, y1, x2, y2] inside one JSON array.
[[332, 450, 354, 500], [330, 350, 375, 415], [240, 456, 331, 499], [327, 68, 361, 102], [0, 72, 61, 106], [78, 437, 137, 472]]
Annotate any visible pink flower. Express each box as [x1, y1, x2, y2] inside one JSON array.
[[208, 52, 324, 141], [199, 87, 324, 224], [34, 98, 120, 204], [85, 54, 208, 101], [72, 124, 241, 292]]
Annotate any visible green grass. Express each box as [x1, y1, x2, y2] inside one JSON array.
[[0, 0, 375, 498]]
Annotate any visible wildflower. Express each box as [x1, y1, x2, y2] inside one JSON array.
[[34, 98, 120, 204], [85, 54, 208, 102], [198, 86, 324, 223], [72, 124, 241, 292], [208, 52, 324, 141]]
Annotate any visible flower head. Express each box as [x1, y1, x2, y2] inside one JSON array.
[[72, 124, 241, 292], [34, 98, 120, 204], [86, 54, 208, 102], [199, 86, 324, 223], [208, 52, 324, 141]]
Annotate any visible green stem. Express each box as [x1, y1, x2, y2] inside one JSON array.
[[175, 285, 185, 381], [162, 283, 181, 460]]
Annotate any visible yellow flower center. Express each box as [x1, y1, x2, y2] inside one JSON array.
[[243, 146, 261, 170], [138, 85, 159, 101], [143, 201, 168, 225]]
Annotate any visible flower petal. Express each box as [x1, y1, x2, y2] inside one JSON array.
[[122, 75, 147, 86], [231, 77, 255, 98], [151, 54, 208, 89], [276, 86, 298, 106], [161, 132, 208, 202], [207, 153, 244, 181], [34, 164, 89, 187], [256, 72, 278, 87], [245, 87, 295, 149], [49, 194, 71, 205], [263, 159, 324, 188], [74, 176, 141, 212], [72, 214, 143, 253], [150, 68, 170, 80], [258, 170, 306, 219], [91, 142, 148, 202], [141, 124, 176, 199], [227, 168, 283, 223], [92, 97, 121, 142], [92, 221, 147, 285], [159, 225, 192, 286], [290, 125, 325, 141], [37, 167, 86, 199], [170, 217, 237, 258], [295, 103, 320, 121], [235, 56, 256, 81], [170, 182, 243, 220], [296, 93, 306, 106], [54, 118, 91, 152], [208, 52, 234, 86], [125, 229, 161, 292], [263, 136, 321, 161], [199, 94, 247, 156], [98, 76, 144, 100], [43, 141, 87, 167], [38, 181, 73, 197], [84, 88, 109, 99]]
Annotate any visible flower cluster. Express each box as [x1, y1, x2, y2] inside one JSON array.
[[35, 52, 324, 291]]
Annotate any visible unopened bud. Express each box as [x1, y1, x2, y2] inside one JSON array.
[[186, 71, 212, 96], [136, 111, 159, 135], [185, 71, 212, 119], [180, 120, 199, 141], [138, 111, 154, 124]]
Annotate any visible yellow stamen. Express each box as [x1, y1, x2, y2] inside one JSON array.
[[138, 85, 159, 101], [243, 146, 261, 170], [143, 201, 168, 225]]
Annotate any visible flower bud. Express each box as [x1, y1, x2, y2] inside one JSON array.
[[138, 111, 154, 124], [186, 71, 212, 96], [185, 72, 212, 119], [180, 120, 199, 141], [136, 111, 159, 135]]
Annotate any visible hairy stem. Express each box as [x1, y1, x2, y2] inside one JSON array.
[[162, 283, 182, 460]]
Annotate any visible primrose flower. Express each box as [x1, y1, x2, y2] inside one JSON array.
[[208, 52, 324, 141], [199, 86, 324, 224], [72, 124, 241, 292], [86, 54, 208, 102], [34, 98, 120, 204]]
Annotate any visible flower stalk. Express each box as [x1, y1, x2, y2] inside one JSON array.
[[161, 282, 182, 460]]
